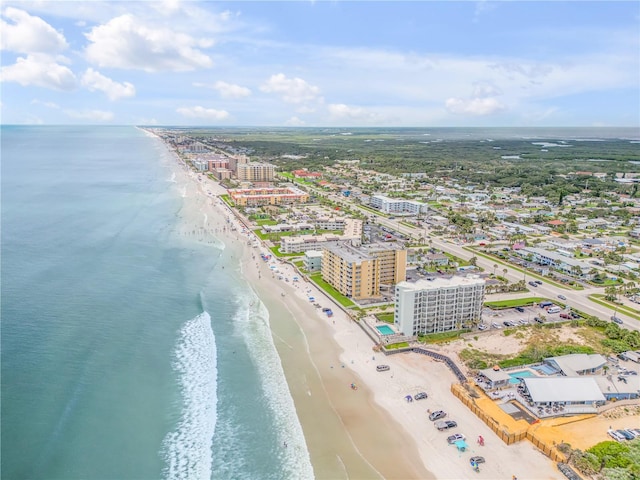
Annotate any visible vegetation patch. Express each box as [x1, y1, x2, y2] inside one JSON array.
[[309, 273, 355, 308], [571, 439, 639, 479], [589, 294, 640, 321], [220, 194, 234, 207], [376, 313, 395, 324], [418, 330, 470, 344], [484, 297, 548, 309], [385, 342, 410, 350]]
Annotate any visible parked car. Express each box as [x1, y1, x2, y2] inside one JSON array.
[[491, 322, 502, 329], [519, 319, 528, 325], [414, 392, 428, 401], [478, 324, 488, 331], [534, 317, 544, 324], [429, 410, 447, 421], [376, 365, 390, 372], [558, 294, 567, 300], [608, 430, 626, 442], [617, 429, 635, 440], [470, 456, 485, 464], [447, 433, 466, 444], [436, 420, 458, 431], [515, 307, 525, 313], [503, 321, 512, 327]]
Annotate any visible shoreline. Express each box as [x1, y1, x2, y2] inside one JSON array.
[[158, 133, 564, 479]]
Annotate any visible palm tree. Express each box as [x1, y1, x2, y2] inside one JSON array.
[[493, 264, 498, 276], [502, 268, 508, 279]]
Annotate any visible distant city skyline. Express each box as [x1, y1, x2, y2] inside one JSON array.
[[1, 1, 639, 127]]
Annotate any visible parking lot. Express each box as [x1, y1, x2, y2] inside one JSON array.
[[479, 303, 576, 331]]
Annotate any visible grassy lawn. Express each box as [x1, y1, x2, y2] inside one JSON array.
[[309, 273, 355, 308], [589, 294, 640, 321], [253, 229, 269, 240], [443, 252, 471, 267], [376, 313, 395, 324], [418, 330, 470, 344], [256, 219, 278, 226], [399, 221, 417, 229], [484, 297, 549, 309], [220, 194, 234, 207], [467, 247, 582, 290], [385, 342, 410, 350], [268, 246, 301, 258]]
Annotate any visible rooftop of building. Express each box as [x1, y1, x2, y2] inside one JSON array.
[[523, 377, 606, 403], [324, 242, 376, 263], [545, 354, 607, 377], [396, 275, 485, 291]]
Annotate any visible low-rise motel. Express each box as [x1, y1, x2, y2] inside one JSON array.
[[228, 186, 309, 206]]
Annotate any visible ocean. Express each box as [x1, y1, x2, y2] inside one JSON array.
[[1, 126, 313, 480]]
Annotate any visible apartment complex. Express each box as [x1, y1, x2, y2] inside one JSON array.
[[281, 234, 359, 254], [370, 195, 427, 214], [228, 187, 309, 206], [394, 276, 485, 336], [237, 162, 275, 182], [321, 242, 407, 300]]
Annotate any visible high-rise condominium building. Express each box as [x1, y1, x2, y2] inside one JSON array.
[[322, 242, 407, 300], [394, 276, 485, 336], [237, 162, 275, 182]]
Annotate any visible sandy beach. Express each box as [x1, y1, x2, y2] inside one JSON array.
[[163, 144, 565, 479]]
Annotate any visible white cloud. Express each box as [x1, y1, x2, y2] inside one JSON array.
[[445, 97, 506, 116], [176, 105, 229, 120], [260, 73, 321, 104], [65, 109, 115, 121], [1, 7, 68, 54], [1, 54, 76, 91], [327, 103, 382, 123], [31, 99, 60, 109], [471, 82, 502, 98], [81, 68, 135, 101], [285, 116, 305, 126], [194, 80, 251, 99], [85, 14, 213, 72]]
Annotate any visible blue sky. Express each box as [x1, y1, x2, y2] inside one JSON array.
[[1, 1, 639, 127]]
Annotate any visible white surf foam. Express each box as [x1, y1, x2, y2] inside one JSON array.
[[232, 291, 314, 479], [162, 312, 218, 480]]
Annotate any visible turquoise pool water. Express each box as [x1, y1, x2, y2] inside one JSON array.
[[508, 370, 536, 384], [376, 325, 395, 335]]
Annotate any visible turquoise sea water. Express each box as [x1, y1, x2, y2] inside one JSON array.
[[1, 126, 312, 479]]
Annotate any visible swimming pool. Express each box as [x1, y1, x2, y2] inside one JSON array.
[[508, 370, 536, 384], [376, 325, 395, 335]]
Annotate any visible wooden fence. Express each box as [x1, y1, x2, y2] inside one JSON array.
[[451, 383, 567, 463]]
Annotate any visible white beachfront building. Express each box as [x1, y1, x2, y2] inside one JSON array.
[[370, 195, 427, 215], [394, 275, 485, 336]]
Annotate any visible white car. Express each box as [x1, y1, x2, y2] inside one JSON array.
[[478, 324, 488, 331], [519, 319, 528, 325], [608, 430, 626, 442], [491, 322, 502, 329]]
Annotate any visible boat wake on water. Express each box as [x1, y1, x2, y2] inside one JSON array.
[[162, 311, 217, 480]]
